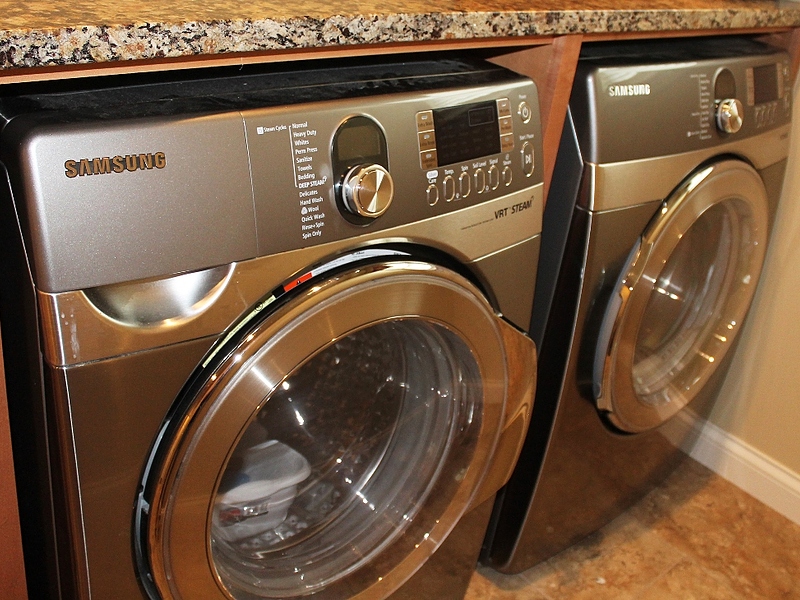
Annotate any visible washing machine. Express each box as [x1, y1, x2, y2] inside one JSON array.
[[0, 57, 543, 599], [482, 37, 792, 573]]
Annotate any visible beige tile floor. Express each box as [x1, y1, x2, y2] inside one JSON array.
[[465, 458, 800, 599]]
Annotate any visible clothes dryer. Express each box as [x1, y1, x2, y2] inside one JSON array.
[[483, 37, 791, 573], [0, 58, 543, 599]]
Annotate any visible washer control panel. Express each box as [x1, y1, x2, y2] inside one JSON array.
[[3, 60, 542, 291], [416, 99, 515, 171], [414, 98, 539, 207], [244, 71, 542, 244]]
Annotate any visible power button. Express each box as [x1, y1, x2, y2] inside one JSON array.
[[518, 101, 533, 124]]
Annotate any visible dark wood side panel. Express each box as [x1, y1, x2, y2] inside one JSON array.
[[0, 324, 28, 600], [488, 36, 583, 203]]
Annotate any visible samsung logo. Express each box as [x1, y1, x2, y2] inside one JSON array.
[[608, 84, 651, 97], [64, 152, 167, 178]]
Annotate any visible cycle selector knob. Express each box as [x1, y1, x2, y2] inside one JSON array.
[[341, 164, 394, 218], [716, 98, 744, 134]]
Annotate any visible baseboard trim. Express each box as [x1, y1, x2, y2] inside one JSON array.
[[662, 410, 800, 525]]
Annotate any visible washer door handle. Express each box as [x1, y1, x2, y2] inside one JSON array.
[[470, 316, 537, 510]]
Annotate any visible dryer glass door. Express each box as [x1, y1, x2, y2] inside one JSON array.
[[136, 255, 520, 600], [595, 159, 769, 433]]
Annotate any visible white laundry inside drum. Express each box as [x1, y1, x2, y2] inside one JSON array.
[[213, 440, 311, 543]]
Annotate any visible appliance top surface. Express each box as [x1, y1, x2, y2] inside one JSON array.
[[0, 55, 514, 122], [577, 36, 781, 66]]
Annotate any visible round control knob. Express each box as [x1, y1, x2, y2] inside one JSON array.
[[341, 164, 394, 218], [716, 98, 744, 134]]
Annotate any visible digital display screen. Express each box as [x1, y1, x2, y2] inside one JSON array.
[[336, 124, 383, 162], [433, 101, 500, 166], [753, 64, 779, 104]]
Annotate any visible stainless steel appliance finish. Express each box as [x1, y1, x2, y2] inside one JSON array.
[[0, 58, 543, 599], [482, 37, 791, 573]]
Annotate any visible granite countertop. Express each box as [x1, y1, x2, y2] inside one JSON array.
[[2, 1, 800, 71]]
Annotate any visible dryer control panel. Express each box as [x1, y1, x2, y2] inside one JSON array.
[[572, 37, 792, 164], [712, 60, 789, 133]]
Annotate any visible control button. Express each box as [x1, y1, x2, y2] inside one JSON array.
[[488, 165, 500, 191], [426, 184, 439, 206], [521, 142, 535, 177], [416, 110, 434, 131], [716, 98, 744, 134], [474, 168, 487, 194], [500, 133, 515, 152], [420, 150, 438, 170], [518, 101, 533, 123], [497, 98, 512, 117], [499, 116, 513, 135], [502, 165, 513, 186], [418, 130, 436, 151], [443, 175, 456, 202], [341, 164, 394, 219], [459, 172, 471, 198]]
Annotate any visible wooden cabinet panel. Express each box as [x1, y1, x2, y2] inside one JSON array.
[[0, 324, 27, 600]]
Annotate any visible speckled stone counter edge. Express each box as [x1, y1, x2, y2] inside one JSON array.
[[2, 9, 800, 70]]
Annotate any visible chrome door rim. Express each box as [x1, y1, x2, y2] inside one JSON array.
[[596, 159, 770, 433], [139, 259, 511, 599]]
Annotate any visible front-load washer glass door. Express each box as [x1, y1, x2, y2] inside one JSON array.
[[135, 250, 523, 600], [594, 159, 770, 433]]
